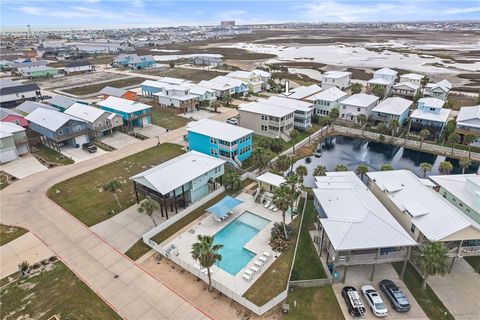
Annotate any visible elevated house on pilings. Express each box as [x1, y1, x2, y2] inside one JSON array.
[[312, 172, 417, 284], [130, 151, 225, 219]]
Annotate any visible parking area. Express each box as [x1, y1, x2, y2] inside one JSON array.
[[135, 124, 166, 138], [61, 145, 108, 163], [100, 132, 141, 150], [0, 154, 48, 179], [333, 264, 428, 320]]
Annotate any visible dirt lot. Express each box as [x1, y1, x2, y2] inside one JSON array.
[[136, 67, 224, 81], [62, 76, 146, 96], [30, 71, 124, 90]]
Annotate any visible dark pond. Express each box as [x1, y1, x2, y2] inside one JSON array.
[[291, 135, 479, 187]]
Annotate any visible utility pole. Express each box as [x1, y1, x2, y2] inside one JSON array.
[[27, 25, 32, 39]]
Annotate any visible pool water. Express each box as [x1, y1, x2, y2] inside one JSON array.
[[213, 212, 270, 275]]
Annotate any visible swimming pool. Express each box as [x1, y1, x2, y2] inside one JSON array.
[[213, 212, 270, 275]]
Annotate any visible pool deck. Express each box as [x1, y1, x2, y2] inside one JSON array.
[[162, 192, 288, 296]]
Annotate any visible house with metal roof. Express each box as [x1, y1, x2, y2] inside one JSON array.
[[392, 82, 420, 98], [0, 122, 30, 164], [187, 119, 253, 168], [209, 76, 249, 96], [64, 103, 123, 138], [197, 80, 236, 98], [153, 85, 199, 113], [112, 54, 155, 69], [321, 71, 352, 90], [313, 171, 416, 283], [97, 96, 151, 128], [371, 97, 413, 127], [399, 73, 423, 86], [64, 60, 94, 74], [284, 84, 322, 101], [17, 65, 58, 78], [0, 107, 27, 127], [131, 151, 225, 218], [455, 105, 480, 139], [339, 93, 379, 123], [0, 82, 41, 107], [14, 101, 57, 115], [367, 68, 398, 96], [424, 79, 452, 101], [48, 95, 84, 112], [25, 107, 89, 150], [99, 86, 137, 101], [305, 87, 348, 117], [256, 172, 286, 193], [226, 70, 267, 93], [367, 170, 480, 270], [260, 96, 314, 131], [238, 101, 295, 141], [410, 97, 450, 137]]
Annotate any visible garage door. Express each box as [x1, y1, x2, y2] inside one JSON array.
[[74, 134, 89, 147], [17, 144, 29, 155], [0, 148, 19, 164], [142, 116, 151, 127]]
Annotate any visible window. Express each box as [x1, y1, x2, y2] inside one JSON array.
[[459, 203, 464, 207], [210, 137, 217, 144], [410, 223, 416, 233], [343, 106, 346, 109], [357, 107, 361, 112]]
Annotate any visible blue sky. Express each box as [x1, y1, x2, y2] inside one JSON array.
[[1, 0, 479, 31]]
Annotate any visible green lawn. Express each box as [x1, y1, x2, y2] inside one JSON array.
[[33, 144, 74, 165], [151, 109, 190, 130], [0, 224, 28, 246], [292, 200, 326, 280], [0, 261, 121, 320], [464, 256, 480, 273], [125, 239, 152, 261], [284, 286, 344, 320], [63, 77, 146, 96], [0, 173, 10, 190], [243, 198, 305, 307], [47, 143, 184, 226], [392, 262, 454, 320]]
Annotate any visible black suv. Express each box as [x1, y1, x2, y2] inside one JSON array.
[[379, 279, 411, 312], [342, 286, 366, 317], [82, 143, 97, 153]]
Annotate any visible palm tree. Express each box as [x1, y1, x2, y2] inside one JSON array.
[[438, 161, 453, 175], [18, 261, 29, 278], [285, 172, 302, 196], [252, 147, 272, 170], [276, 155, 293, 172], [389, 119, 399, 137], [380, 164, 394, 171], [356, 164, 369, 181], [335, 164, 348, 172], [273, 184, 294, 240], [421, 75, 430, 87], [313, 165, 327, 177], [191, 235, 223, 292], [372, 84, 386, 99], [459, 157, 472, 174], [419, 129, 430, 148], [137, 198, 160, 226], [103, 179, 122, 208], [351, 82, 362, 94], [222, 171, 241, 191], [447, 133, 460, 154], [415, 242, 448, 289], [211, 100, 221, 113], [357, 114, 367, 136], [463, 134, 476, 158], [222, 93, 233, 107], [419, 162, 433, 178], [295, 165, 308, 181], [329, 108, 339, 126]]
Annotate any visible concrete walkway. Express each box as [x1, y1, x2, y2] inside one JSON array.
[[428, 259, 480, 320]]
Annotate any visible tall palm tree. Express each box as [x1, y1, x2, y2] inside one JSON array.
[[103, 179, 122, 208], [295, 165, 308, 181], [463, 134, 476, 158], [421, 75, 430, 87], [356, 164, 369, 181], [275, 155, 293, 172], [419, 129, 430, 148], [415, 242, 448, 289], [329, 108, 339, 127], [380, 164, 394, 171], [447, 133, 461, 154], [335, 164, 348, 172], [389, 119, 399, 137], [459, 157, 472, 174], [191, 235, 223, 292], [273, 184, 294, 240], [285, 172, 301, 196], [351, 82, 362, 94], [137, 198, 160, 226], [313, 165, 327, 177], [252, 147, 271, 170], [357, 114, 368, 137], [438, 161, 453, 175], [222, 171, 241, 191], [419, 162, 433, 178], [222, 93, 233, 107], [211, 100, 221, 113]]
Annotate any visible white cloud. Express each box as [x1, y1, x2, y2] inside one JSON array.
[[443, 7, 480, 14]]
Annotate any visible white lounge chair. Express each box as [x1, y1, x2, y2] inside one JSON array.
[[245, 269, 254, 276], [215, 217, 222, 223], [254, 260, 263, 268], [263, 252, 271, 259], [259, 256, 268, 263], [268, 204, 276, 210], [242, 274, 251, 282], [251, 266, 260, 273], [273, 207, 278, 212], [264, 200, 271, 208]]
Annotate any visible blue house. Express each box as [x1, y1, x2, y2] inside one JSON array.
[[210, 76, 249, 97], [97, 96, 152, 127], [25, 107, 89, 150], [187, 119, 253, 168], [371, 97, 412, 127], [112, 54, 155, 69], [410, 97, 451, 137]]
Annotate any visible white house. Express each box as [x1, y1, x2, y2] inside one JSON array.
[[424, 79, 452, 101], [284, 84, 322, 100], [184, 84, 217, 105], [260, 96, 314, 131], [64, 60, 94, 74], [371, 97, 412, 127], [410, 97, 451, 137], [339, 93, 379, 122], [197, 80, 236, 98], [226, 70, 269, 93], [400, 73, 423, 86], [392, 82, 420, 98], [154, 85, 199, 113], [455, 105, 480, 141], [321, 71, 352, 90], [367, 68, 398, 96], [306, 87, 348, 116], [0, 122, 30, 164]]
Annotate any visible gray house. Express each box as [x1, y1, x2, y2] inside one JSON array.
[[64, 103, 123, 138]]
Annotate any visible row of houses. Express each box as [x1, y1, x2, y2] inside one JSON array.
[[112, 54, 156, 69]]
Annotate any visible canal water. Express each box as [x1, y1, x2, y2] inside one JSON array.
[[291, 135, 479, 187]]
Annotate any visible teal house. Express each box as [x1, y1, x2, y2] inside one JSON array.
[[187, 119, 253, 168], [112, 54, 155, 69], [97, 96, 151, 127]]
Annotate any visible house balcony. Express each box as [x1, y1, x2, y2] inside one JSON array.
[[455, 127, 480, 136], [330, 247, 409, 266], [219, 142, 238, 151], [127, 110, 152, 121], [54, 130, 89, 142], [445, 241, 480, 257]]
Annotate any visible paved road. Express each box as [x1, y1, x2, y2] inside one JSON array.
[[0, 110, 237, 319]]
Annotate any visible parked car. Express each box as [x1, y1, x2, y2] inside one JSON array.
[[226, 118, 238, 125], [341, 286, 366, 318], [379, 280, 411, 312], [82, 142, 97, 153], [361, 285, 388, 317]]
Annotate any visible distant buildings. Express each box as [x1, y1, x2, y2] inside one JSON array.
[[188, 55, 224, 68], [0, 79, 41, 107], [221, 21, 235, 27], [99, 86, 137, 101], [112, 54, 155, 69], [410, 97, 450, 137], [17, 65, 58, 78], [64, 60, 94, 74], [321, 71, 352, 90], [0, 122, 30, 164]]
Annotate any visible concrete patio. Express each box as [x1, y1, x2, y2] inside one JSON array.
[[101, 132, 141, 149], [61, 145, 108, 163], [0, 154, 48, 179]]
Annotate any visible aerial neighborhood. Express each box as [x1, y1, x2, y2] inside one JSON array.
[[0, 15, 479, 320]]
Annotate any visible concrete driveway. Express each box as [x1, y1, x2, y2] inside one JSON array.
[[428, 259, 480, 320], [61, 146, 108, 163], [333, 263, 428, 320], [101, 132, 141, 149], [0, 154, 48, 179], [135, 124, 167, 138]]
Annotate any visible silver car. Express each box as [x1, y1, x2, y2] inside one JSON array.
[[361, 285, 388, 317]]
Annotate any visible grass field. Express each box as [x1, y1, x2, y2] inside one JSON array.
[[0, 173, 10, 190], [151, 108, 190, 130], [63, 77, 146, 96], [137, 67, 224, 82], [0, 224, 28, 246], [33, 144, 74, 165], [0, 261, 121, 320], [285, 286, 344, 320], [392, 262, 454, 320], [125, 239, 152, 261], [47, 143, 184, 227]]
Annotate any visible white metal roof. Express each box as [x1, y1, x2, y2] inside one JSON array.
[[418, 97, 445, 109], [239, 101, 294, 118], [430, 174, 480, 214], [394, 82, 420, 91], [158, 77, 189, 85], [323, 71, 351, 79], [374, 67, 398, 76], [367, 170, 480, 241], [97, 96, 151, 113], [367, 78, 392, 85], [64, 103, 107, 123], [48, 95, 77, 109], [210, 75, 247, 87], [185, 85, 216, 96], [410, 108, 450, 123], [14, 101, 57, 115], [313, 172, 416, 251], [226, 70, 255, 78], [306, 87, 348, 102], [457, 105, 480, 129], [0, 122, 25, 138], [252, 69, 271, 77], [401, 73, 423, 81], [197, 80, 235, 91], [286, 85, 322, 100], [25, 107, 84, 131], [256, 172, 286, 188], [372, 97, 412, 116], [341, 93, 379, 108], [187, 119, 252, 142], [130, 151, 225, 195], [99, 86, 127, 97], [260, 96, 313, 112]]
